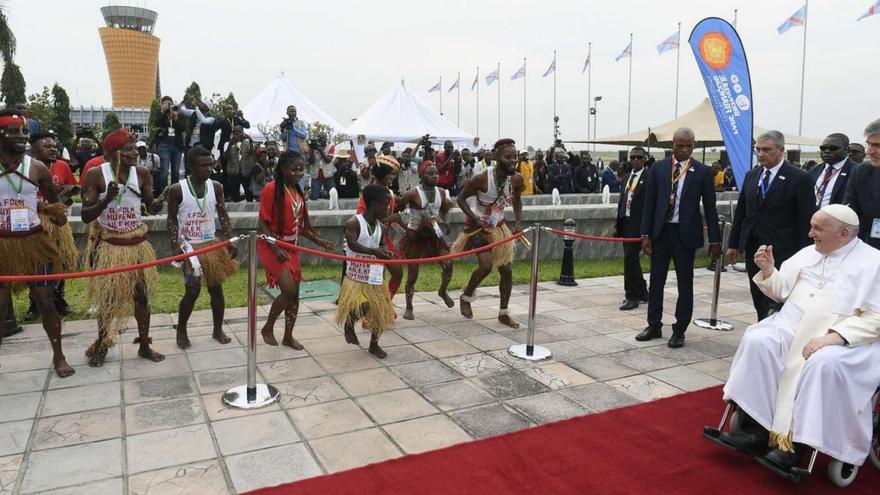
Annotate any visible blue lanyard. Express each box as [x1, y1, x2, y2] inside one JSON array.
[[759, 171, 771, 197]]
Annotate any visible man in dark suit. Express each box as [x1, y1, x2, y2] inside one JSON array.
[[615, 146, 649, 310], [215, 104, 250, 155], [638, 128, 721, 348], [727, 130, 816, 320], [844, 119, 880, 250], [810, 133, 857, 209]]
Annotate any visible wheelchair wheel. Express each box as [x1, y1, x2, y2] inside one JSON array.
[[827, 459, 859, 487], [729, 410, 744, 433]]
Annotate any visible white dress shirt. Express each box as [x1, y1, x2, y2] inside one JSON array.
[[758, 160, 784, 196], [814, 158, 847, 208], [670, 158, 690, 223], [624, 169, 642, 217]]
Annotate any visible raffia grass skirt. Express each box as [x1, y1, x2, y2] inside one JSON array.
[[0, 228, 61, 292], [335, 278, 394, 336], [189, 240, 239, 287], [450, 223, 515, 268], [84, 223, 157, 352], [39, 214, 78, 273]]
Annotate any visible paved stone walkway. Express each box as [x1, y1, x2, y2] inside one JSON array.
[[0, 269, 756, 494]]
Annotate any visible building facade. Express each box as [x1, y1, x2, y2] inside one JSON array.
[[98, 5, 160, 109]]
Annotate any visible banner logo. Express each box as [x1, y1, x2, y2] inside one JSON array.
[[698, 32, 732, 70]]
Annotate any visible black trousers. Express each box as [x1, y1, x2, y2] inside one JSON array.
[[619, 217, 647, 302], [647, 224, 696, 334], [745, 239, 783, 321], [227, 174, 253, 202]]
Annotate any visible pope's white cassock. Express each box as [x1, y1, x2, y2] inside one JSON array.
[[723, 236, 880, 465]]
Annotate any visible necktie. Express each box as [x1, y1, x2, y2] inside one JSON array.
[[665, 163, 683, 222], [815, 164, 835, 206], [760, 169, 771, 199]]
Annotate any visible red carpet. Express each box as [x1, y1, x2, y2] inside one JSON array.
[[247, 386, 879, 494]]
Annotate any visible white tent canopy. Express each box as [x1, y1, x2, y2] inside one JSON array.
[[241, 74, 343, 142], [345, 82, 478, 150]]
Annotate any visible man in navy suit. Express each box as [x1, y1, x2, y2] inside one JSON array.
[[810, 133, 857, 209], [727, 130, 815, 320], [637, 128, 721, 348], [615, 147, 649, 310]]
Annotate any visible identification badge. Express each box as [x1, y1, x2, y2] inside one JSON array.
[[340, 177, 347, 186], [487, 211, 503, 228], [167, 128, 175, 137], [871, 218, 880, 239], [368, 263, 384, 285], [10, 206, 29, 232]]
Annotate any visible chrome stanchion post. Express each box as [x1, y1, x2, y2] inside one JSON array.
[[223, 231, 281, 409], [556, 218, 578, 286], [694, 215, 733, 331], [509, 224, 552, 361]]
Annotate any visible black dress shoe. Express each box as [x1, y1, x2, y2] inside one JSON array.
[[639, 295, 649, 303], [635, 326, 662, 341], [760, 446, 805, 471], [668, 332, 686, 348], [619, 300, 639, 311], [718, 430, 770, 455]]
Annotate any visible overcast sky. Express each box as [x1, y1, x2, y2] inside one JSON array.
[[6, 0, 879, 148]]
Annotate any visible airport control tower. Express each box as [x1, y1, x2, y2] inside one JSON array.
[[98, 5, 161, 108]]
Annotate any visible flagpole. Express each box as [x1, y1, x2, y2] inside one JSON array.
[[476, 66, 480, 140], [627, 33, 633, 133], [587, 41, 596, 153], [457, 72, 461, 127], [552, 49, 557, 119], [674, 22, 681, 118], [497, 62, 501, 142], [523, 58, 527, 147], [733, 9, 738, 28], [797, 0, 808, 137]]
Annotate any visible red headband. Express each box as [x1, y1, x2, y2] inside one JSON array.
[[103, 128, 135, 153], [0, 115, 27, 128], [418, 160, 434, 175]]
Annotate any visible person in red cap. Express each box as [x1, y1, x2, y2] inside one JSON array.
[[452, 138, 525, 329], [0, 109, 74, 378], [80, 128, 165, 367], [396, 160, 454, 320]]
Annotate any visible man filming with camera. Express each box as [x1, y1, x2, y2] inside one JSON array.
[[307, 132, 335, 200], [280, 105, 309, 154]]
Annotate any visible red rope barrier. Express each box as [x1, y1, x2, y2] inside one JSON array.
[[544, 228, 641, 243], [0, 238, 238, 283], [270, 230, 526, 265]]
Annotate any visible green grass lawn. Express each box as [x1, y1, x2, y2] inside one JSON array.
[[10, 255, 712, 322]]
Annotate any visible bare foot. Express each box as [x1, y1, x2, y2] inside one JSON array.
[[176, 331, 191, 349], [88, 349, 107, 368], [368, 342, 387, 359], [460, 297, 473, 319], [403, 308, 414, 320], [344, 324, 360, 345], [212, 330, 232, 345], [137, 346, 165, 362], [438, 291, 455, 308], [498, 313, 520, 329], [281, 335, 304, 350], [261, 325, 279, 346], [53, 356, 76, 378]]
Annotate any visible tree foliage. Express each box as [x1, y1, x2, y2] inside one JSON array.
[[102, 112, 122, 137], [26, 83, 74, 148], [208, 92, 238, 117], [0, 61, 25, 106], [0, 4, 16, 64], [183, 81, 201, 101]]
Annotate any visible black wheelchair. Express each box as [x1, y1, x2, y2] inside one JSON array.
[[704, 389, 880, 487]]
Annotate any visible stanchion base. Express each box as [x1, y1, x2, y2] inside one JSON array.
[[222, 384, 280, 410], [693, 318, 734, 332], [556, 278, 578, 287], [508, 344, 552, 361]]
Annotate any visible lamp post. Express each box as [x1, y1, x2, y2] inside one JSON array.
[[592, 96, 603, 152]]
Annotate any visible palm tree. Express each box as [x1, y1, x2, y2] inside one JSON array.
[[0, 2, 16, 66]]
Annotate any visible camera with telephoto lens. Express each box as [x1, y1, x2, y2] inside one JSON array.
[[280, 117, 293, 131]]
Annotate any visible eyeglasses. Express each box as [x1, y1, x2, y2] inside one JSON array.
[[629, 155, 646, 160], [819, 145, 842, 152]]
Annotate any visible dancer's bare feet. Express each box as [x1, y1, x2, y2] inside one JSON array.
[[261, 325, 279, 346], [212, 329, 232, 344], [88, 349, 107, 368], [138, 346, 165, 362], [498, 313, 520, 329], [438, 290, 454, 308], [459, 296, 473, 319], [403, 308, 414, 320], [344, 323, 360, 345], [53, 356, 75, 378], [281, 335, 304, 350], [176, 330, 191, 349], [368, 341, 387, 359]]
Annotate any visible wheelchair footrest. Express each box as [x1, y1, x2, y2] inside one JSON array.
[[756, 456, 810, 483]]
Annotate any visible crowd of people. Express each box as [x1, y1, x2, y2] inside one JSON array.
[[3, 100, 880, 482]]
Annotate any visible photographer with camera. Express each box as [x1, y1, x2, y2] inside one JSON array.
[[223, 125, 257, 202], [279, 105, 309, 154], [307, 132, 335, 200], [149, 95, 187, 194], [216, 104, 250, 156]]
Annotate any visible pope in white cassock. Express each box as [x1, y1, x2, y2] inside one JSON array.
[[719, 204, 880, 470]]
